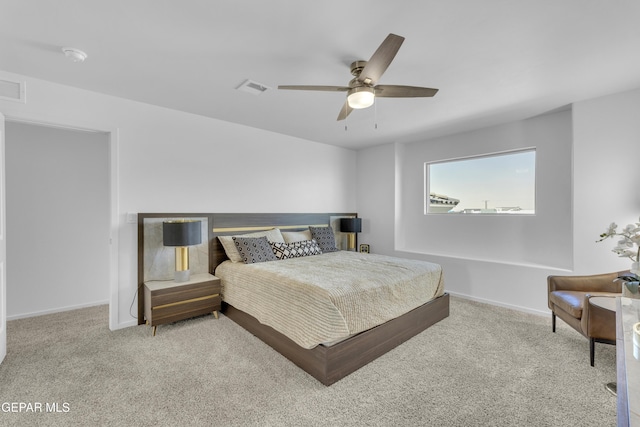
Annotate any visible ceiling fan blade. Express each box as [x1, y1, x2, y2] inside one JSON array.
[[375, 85, 439, 98], [278, 85, 349, 92], [357, 33, 405, 86], [337, 102, 353, 121]]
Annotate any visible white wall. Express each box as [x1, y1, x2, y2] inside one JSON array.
[[398, 109, 573, 269], [355, 143, 396, 255], [0, 70, 357, 329], [573, 89, 640, 274], [5, 122, 110, 318], [357, 88, 640, 315]]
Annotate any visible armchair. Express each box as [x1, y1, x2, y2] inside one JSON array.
[[547, 271, 624, 366]]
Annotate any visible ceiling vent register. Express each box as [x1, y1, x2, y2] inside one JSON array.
[[236, 79, 270, 95], [0, 78, 26, 103]]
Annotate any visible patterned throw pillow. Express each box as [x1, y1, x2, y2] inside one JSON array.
[[270, 239, 323, 260], [219, 228, 285, 262], [309, 226, 339, 253], [232, 236, 277, 264]]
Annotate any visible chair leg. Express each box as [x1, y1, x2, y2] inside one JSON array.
[[590, 338, 595, 367], [552, 313, 556, 332]]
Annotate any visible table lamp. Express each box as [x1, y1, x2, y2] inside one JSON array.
[[163, 220, 202, 282], [339, 217, 362, 251]]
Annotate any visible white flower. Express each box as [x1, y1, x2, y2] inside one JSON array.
[[614, 249, 637, 259], [598, 218, 640, 262], [617, 238, 634, 248]]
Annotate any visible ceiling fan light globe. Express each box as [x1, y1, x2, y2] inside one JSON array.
[[347, 87, 375, 109]]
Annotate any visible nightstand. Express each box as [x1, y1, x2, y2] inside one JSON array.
[[144, 273, 221, 336]]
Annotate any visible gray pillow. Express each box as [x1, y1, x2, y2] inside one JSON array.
[[232, 236, 277, 264], [309, 226, 339, 253]]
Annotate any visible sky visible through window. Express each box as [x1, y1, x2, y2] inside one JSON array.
[[426, 149, 536, 214]]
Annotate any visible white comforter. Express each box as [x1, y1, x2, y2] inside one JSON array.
[[215, 251, 444, 349]]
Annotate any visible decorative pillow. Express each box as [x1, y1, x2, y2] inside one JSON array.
[[219, 228, 285, 262], [309, 226, 339, 253], [232, 236, 277, 264], [282, 229, 313, 243], [270, 239, 323, 260]]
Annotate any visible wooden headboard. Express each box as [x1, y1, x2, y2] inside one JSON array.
[[137, 212, 357, 325]]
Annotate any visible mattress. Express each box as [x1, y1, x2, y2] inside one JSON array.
[[215, 251, 444, 349]]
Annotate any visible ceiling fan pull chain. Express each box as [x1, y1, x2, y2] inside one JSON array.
[[345, 100, 349, 131], [374, 99, 378, 129]]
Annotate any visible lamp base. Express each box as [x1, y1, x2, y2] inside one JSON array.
[[346, 233, 356, 251], [174, 269, 190, 283], [174, 246, 190, 282]]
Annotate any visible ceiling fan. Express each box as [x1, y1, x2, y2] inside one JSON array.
[[278, 33, 438, 121]]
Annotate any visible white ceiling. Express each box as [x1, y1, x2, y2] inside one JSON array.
[[2, 1, 640, 150]]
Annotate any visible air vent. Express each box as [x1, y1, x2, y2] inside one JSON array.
[[0, 78, 26, 103], [236, 79, 270, 95]]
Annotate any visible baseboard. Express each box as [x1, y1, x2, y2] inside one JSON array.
[[448, 291, 549, 317], [6, 300, 109, 321], [110, 319, 138, 331]]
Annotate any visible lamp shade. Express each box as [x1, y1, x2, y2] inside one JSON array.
[[340, 218, 362, 233], [163, 220, 202, 247]]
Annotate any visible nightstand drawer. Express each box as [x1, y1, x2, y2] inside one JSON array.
[[152, 294, 221, 325], [150, 280, 220, 307]]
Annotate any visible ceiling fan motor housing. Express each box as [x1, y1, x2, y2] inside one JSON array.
[[350, 61, 374, 86], [350, 61, 368, 76]]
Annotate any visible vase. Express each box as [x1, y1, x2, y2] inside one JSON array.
[[623, 281, 640, 299], [623, 262, 640, 298]]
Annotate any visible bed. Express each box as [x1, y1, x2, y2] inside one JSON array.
[[137, 212, 449, 385], [210, 213, 449, 385]]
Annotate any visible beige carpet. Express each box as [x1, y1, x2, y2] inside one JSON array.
[[0, 297, 616, 426]]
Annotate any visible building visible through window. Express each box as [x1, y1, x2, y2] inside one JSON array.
[[425, 149, 536, 214]]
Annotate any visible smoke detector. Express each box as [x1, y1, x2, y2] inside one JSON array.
[[62, 47, 88, 63]]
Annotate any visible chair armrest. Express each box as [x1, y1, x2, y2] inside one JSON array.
[[581, 293, 619, 340]]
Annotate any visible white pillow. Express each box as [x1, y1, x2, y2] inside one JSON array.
[[219, 228, 285, 262], [282, 229, 312, 243]]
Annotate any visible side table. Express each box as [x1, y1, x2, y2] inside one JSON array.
[[144, 273, 221, 336], [617, 297, 640, 426]]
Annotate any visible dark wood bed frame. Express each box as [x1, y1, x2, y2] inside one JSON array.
[[138, 212, 450, 386]]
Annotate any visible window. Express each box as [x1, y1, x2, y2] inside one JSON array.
[[425, 149, 536, 214]]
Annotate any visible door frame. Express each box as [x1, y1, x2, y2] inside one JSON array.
[[1, 113, 6, 364], [1, 112, 120, 331]]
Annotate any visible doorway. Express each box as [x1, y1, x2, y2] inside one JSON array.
[[5, 121, 110, 319]]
